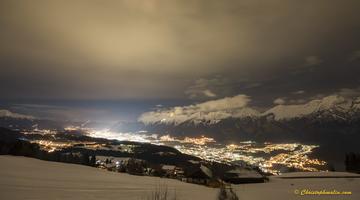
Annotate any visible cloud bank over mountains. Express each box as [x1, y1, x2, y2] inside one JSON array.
[[138, 94, 258, 125], [139, 90, 360, 125]]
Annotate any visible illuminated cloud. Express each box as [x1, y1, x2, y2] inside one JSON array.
[[138, 94, 258, 125], [337, 87, 360, 98], [1, 1, 359, 100], [273, 98, 286, 105], [202, 90, 217, 97], [292, 90, 305, 95], [304, 56, 323, 66], [349, 50, 360, 61], [140, 88, 360, 123], [265, 95, 351, 120], [185, 77, 227, 99]]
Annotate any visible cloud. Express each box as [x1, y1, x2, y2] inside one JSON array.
[[288, 99, 307, 104], [291, 56, 324, 75], [292, 90, 305, 95], [273, 98, 286, 105], [288, 87, 360, 105], [202, 89, 217, 97], [304, 56, 323, 66], [1, 1, 360, 100], [349, 50, 360, 62], [195, 94, 251, 111], [11, 104, 116, 122], [185, 77, 227, 99], [243, 82, 262, 89], [138, 94, 258, 125], [140, 85, 360, 124], [185, 76, 264, 100], [265, 95, 349, 120], [0, 109, 34, 119], [337, 87, 360, 98]]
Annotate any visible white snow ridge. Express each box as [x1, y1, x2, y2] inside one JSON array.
[[139, 94, 360, 124], [138, 95, 258, 125]]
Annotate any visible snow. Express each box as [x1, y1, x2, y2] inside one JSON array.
[[234, 172, 360, 200], [0, 156, 217, 200], [264, 95, 353, 120], [226, 168, 263, 178], [139, 94, 360, 124], [1, 156, 359, 200], [138, 95, 258, 125], [277, 171, 360, 178]]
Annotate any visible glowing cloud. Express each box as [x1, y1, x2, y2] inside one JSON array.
[[138, 94, 259, 125]]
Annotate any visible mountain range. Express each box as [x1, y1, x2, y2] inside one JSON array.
[[1, 95, 360, 144], [134, 95, 360, 144]]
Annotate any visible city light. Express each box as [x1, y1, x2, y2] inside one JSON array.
[[27, 127, 327, 174]]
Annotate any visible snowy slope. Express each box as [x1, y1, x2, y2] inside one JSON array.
[[234, 172, 360, 200], [1, 156, 359, 200], [0, 156, 217, 200]]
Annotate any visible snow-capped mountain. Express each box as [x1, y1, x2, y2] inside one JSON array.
[[0, 109, 34, 119], [139, 95, 360, 125], [0, 109, 68, 130], [137, 95, 360, 142], [263, 95, 359, 121], [139, 94, 259, 125]]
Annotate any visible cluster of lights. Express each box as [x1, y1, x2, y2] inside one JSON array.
[[89, 129, 216, 146], [88, 129, 157, 143], [159, 134, 215, 145], [22, 128, 57, 136], [182, 136, 215, 145], [174, 141, 327, 174], [27, 127, 327, 174], [31, 140, 72, 152]]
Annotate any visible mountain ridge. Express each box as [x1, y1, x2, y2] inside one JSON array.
[[139, 95, 360, 126]]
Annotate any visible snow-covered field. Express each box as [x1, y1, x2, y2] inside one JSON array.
[[0, 156, 217, 200], [234, 172, 360, 200], [1, 156, 359, 200]]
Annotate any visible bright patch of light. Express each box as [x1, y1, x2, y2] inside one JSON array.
[[88, 129, 156, 143]]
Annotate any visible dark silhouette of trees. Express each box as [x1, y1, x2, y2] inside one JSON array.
[[81, 152, 90, 165], [345, 152, 360, 173], [127, 158, 145, 175], [217, 185, 239, 200], [90, 155, 96, 166]]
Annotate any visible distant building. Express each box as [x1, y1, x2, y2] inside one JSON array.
[[162, 165, 176, 171], [185, 165, 213, 185], [162, 165, 176, 177], [174, 167, 185, 178], [223, 168, 265, 184]]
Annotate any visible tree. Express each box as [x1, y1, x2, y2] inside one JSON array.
[[127, 158, 144, 175], [90, 155, 96, 166], [218, 185, 239, 200], [81, 153, 90, 165]]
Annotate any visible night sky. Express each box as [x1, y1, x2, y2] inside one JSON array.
[[1, 0, 360, 121]]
